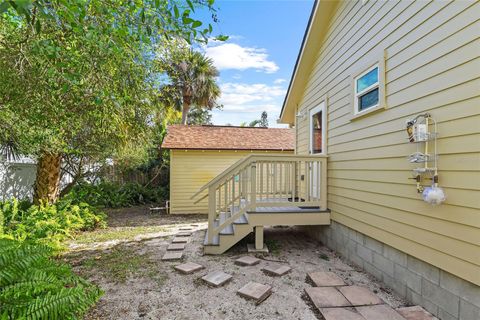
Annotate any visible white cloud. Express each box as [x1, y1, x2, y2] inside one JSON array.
[[219, 83, 286, 110], [211, 82, 288, 127], [274, 78, 287, 84], [205, 43, 279, 73]]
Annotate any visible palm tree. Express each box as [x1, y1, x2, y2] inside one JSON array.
[[161, 49, 220, 125]]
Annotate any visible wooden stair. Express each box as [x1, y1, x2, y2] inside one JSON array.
[[193, 154, 330, 255], [204, 212, 253, 254]]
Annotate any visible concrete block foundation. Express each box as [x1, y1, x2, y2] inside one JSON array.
[[303, 221, 480, 320]]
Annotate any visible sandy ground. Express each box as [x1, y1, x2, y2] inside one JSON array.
[[65, 207, 408, 320]]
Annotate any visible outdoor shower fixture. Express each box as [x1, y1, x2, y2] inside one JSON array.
[[405, 113, 445, 205]]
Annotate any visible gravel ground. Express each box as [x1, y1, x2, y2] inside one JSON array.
[[64, 207, 408, 320]]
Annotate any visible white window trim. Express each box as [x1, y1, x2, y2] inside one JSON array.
[[354, 64, 379, 115], [350, 49, 387, 121], [309, 101, 327, 155]]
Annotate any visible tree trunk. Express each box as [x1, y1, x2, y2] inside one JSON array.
[[33, 152, 62, 204], [181, 100, 191, 125]]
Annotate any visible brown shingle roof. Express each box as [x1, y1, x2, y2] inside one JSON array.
[[162, 125, 294, 151]]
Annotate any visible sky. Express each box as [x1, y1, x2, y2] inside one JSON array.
[[196, 0, 314, 127]]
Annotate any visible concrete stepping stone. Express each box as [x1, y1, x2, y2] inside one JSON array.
[[174, 262, 204, 274], [237, 282, 272, 304], [356, 305, 406, 320], [396, 306, 438, 320], [339, 285, 383, 306], [172, 237, 189, 243], [201, 271, 233, 287], [307, 271, 346, 287], [320, 307, 366, 320], [304, 287, 351, 309], [262, 264, 291, 276], [177, 231, 192, 237], [235, 256, 261, 266], [167, 243, 186, 251], [161, 251, 183, 261], [179, 227, 192, 231]]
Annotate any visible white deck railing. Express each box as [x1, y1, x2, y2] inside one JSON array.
[[191, 154, 328, 244]]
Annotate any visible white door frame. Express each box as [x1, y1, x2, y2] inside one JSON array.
[[309, 101, 327, 155], [309, 101, 327, 199]]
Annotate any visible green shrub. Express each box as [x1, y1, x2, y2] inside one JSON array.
[[0, 238, 102, 319], [0, 198, 106, 249], [64, 181, 168, 208]]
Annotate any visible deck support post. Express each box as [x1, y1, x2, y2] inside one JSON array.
[[255, 226, 264, 250]]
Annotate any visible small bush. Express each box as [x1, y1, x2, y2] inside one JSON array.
[[0, 198, 106, 249], [0, 238, 102, 319], [64, 181, 168, 208]]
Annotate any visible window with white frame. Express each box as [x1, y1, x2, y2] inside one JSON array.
[[354, 64, 379, 114]]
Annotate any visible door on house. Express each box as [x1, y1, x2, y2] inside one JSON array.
[[309, 102, 326, 200]]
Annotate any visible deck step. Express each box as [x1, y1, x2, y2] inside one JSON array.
[[204, 212, 250, 248], [234, 213, 248, 224], [215, 213, 234, 235], [203, 232, 219, 246]]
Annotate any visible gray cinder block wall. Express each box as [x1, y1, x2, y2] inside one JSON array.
[[304, 222, 480, 320]]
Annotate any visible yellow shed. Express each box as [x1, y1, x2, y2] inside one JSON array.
[[162, 125, 294, 214]]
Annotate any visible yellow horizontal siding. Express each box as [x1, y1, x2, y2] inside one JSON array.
[[295, 0, 480, 285], [169, 149, 293, 214]]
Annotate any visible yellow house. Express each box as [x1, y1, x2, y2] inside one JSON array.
[[277, 1, 479, 319], [190, 1, 479, 319], [162, 125, 295, 214]]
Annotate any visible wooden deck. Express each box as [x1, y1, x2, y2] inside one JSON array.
[[248, 197, 326, 213]]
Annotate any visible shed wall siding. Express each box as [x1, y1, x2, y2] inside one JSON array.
[[295, 0, 480, 286], [169, 150, 293, 214]]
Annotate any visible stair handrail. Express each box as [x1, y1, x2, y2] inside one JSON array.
[[190, 154, 257, 200], [191, 154, 328, 200]]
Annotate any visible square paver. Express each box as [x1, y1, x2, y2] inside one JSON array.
[[320, 307, 366, 320], [356, 305, 406, 320], [174, 262, 204, 274], [308, 271, 346, 287], [177, 232, 192, 237], [237, 282, 272, 304], [396, 306, 438, 320], [235, 256, 261, 266], [304, 287, 351, 309], [172, 237, 189, 243], [262, 265, 291, 276], [167, 243, 186, 251], [161, 251, 183, 261], [201, 271, 233, 287], [338, 286, 383, 306]]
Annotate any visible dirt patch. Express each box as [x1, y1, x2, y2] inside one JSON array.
[[104, 205, 205, 228], [64, 208, 408, 319], [68, 206, 207, 251]]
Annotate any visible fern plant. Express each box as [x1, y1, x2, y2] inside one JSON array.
[[0, 239, 102, 319], [0, 199, 106, 249]]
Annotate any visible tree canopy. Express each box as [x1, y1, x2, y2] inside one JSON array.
[[156, 44, 221, 124], [0, 0, 224, 203]]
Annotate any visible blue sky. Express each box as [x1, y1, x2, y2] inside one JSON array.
[[197, 0, 314, 127]]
